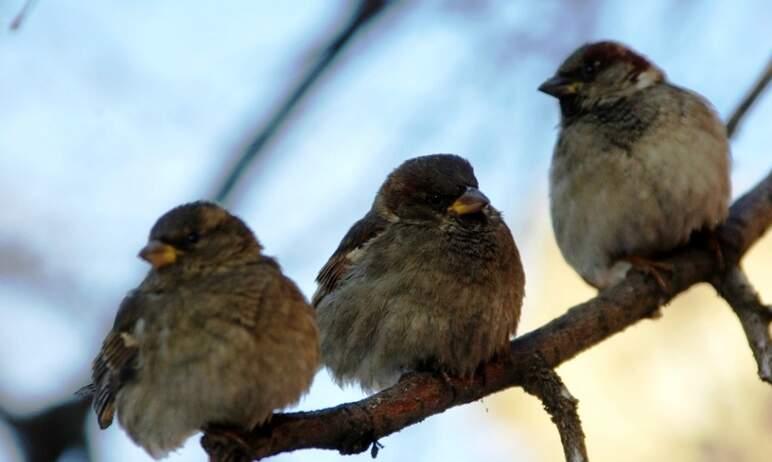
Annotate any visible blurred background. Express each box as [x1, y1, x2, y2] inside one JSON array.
[[1, 1, 770, 461]]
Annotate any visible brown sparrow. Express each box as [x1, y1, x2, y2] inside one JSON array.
[[313, 154, 525, 391], [539, 41, 730, 289], [78, 201, 319, 458]]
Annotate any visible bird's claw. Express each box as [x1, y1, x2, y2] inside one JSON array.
[[624, 255, 674, 293], [203, 425, 252, 462]]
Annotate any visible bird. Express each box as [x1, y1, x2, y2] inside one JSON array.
[[539, 41, 730, 290], [78, 201, 319, 459], [313, 154, 525, 391]]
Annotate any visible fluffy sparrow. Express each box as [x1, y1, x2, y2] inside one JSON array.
[[78, 201, 319, 458], [313, 154, 525, 391], [539, 41, 730, 289]]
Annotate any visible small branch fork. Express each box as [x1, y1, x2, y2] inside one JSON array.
[[202, 58, 772, 462], [713, 268, 772, 384], [521, 356, 588, 462], [726, 57, 772, 138]]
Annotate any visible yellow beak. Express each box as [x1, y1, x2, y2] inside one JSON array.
[[138, 240, 178, 269], [538, 75, 581, 97], [448, 187, 490, 216]]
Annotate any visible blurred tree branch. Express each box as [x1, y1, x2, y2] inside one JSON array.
[[9, 0, 37, 31], [726, 56, 771, 138], [1, 399, 91, 462], [201, 60, 772, 461], [213, 0, 396, 205]]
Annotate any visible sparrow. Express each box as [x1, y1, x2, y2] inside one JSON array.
[[539, 41, 730, 289], [78, 201, 319, 458], [313, 154, 525, 391]]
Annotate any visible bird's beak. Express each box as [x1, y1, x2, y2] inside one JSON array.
[[538, 75, 581, 97], [138, 240, 179, 269], [448, 187, 490, 216]]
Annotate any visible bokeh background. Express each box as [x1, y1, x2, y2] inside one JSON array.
[[1, 1, 770, 461]]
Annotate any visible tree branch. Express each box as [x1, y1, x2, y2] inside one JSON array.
[[2, 399, 91, 462], [201, 169, 772, 460], [9, 0, 37, 31], [714, 267, 772, 383], [726, 56, 772, 139], [521, 356, 588, 462]]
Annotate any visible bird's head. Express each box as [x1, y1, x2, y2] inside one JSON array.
[[375, 154, 494, 225], [139, 201, 260, 273], [539, 41, 664, 117]]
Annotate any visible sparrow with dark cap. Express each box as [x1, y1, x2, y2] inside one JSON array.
[[78, 201, 319, 458], [313, 154, 525, 391], [539, 41, 730, 289]]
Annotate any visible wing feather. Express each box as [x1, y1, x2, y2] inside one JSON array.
[[313, 211, 388, 306], [78, 292, 144, 428]]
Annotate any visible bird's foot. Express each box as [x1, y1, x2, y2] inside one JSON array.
[[438, 370, 454, 387], [695, 228, 725, 271], [370, 440, 384, 458], [623, 255, 674, 293], [202, 424, 252, 462]]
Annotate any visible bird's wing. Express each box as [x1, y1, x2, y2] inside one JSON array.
[[79, 291, 144, 429], [313, 211, 388, 306]]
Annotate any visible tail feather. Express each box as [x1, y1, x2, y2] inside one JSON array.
[[75, 383, 95, 398]]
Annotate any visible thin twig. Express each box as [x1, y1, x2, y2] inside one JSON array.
[[521, 356, 588, 462], [714, 267, 772, 383], [201, 169, 772, 461], [726, 57, 772, 139], [9, 0, 37, 31]]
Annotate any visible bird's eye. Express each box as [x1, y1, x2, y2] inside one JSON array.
[[429, 194, 443, 206], [582, 62, 598, 78], [186, 232, 200, 244]]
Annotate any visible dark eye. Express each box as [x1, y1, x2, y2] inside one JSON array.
[[186, 232, 200, 244], [582, 61, 598, 79], [429, 194, 443, 206]]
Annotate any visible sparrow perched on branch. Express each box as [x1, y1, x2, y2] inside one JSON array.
[[539, 41, 730, 289], [313, 154, 525, 391], [78, 201, 319, 458]]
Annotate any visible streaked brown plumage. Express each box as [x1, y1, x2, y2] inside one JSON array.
[[314, 154, 525, 391], [78, 201, 319, 458]]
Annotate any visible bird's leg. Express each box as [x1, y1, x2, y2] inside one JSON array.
[[708, 234, 725, 271], [412, 358, 454, 387], [623, 255, 674, 293], [437, 370, 454, 387], [203, 423, 252, 461], [370, 440, 384, 458], [693, 228, 725, 271]]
